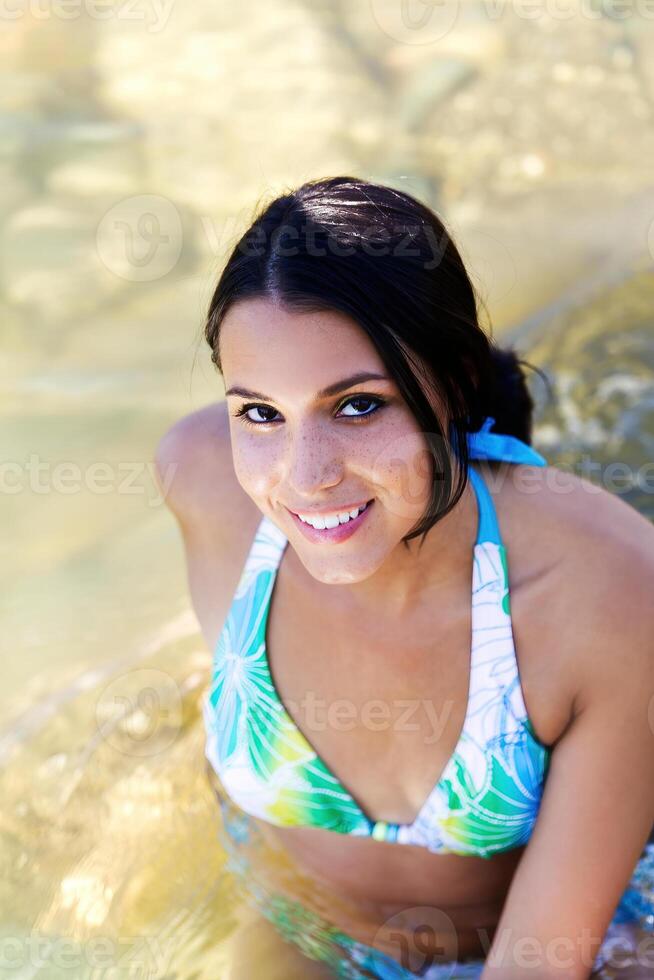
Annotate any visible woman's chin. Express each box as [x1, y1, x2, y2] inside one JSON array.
[[298, 551, 389, 587]]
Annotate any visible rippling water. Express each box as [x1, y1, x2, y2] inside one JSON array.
[[521, 265, 654, 522], [2, 4, 654, 977]]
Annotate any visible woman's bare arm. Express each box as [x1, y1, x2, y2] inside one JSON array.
[[481, 530, 654, 980]]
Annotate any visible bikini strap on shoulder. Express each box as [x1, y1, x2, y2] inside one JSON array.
[[468, 466, 501, 546]]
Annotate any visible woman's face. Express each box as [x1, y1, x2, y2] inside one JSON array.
[[219, 297, 442, 586]]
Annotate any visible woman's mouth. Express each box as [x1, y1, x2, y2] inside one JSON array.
[[287, 499, 375, 544]]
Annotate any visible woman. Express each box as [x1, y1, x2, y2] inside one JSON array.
[[156, 177, 654, 978]]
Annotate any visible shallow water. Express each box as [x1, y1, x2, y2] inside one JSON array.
[[2, 4, 654, 978]]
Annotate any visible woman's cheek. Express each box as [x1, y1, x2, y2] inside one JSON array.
[[230, 436, 280, 501], [368, 427, 433, 522]]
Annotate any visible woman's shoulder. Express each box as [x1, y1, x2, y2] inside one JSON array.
[[522, 462, 650, 559], [486, 459, 654, 575], [154, 402, 263, 652], [154, 400, 260, 535], [496, 461, 654, 706]]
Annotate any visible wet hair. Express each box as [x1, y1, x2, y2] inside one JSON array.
[[204, 175, 548, 550]]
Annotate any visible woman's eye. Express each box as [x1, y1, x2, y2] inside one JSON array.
[[231, 395, 385, 427], [234, 404, 279, 426], [338, 396, 383, 419]]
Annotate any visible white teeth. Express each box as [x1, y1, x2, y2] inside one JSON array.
[[297, 501, 369, 530]]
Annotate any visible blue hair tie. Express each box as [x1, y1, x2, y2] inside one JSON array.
[[451, 416, 547, 467]]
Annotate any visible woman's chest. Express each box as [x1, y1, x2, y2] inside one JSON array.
[[265, 559, 476, 825], [262, 540, 569, 827]]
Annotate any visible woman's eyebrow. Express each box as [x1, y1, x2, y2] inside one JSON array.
[[224, 371, 390, 402]]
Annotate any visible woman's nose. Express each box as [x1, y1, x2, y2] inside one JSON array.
[[282, 428, 343, 495]]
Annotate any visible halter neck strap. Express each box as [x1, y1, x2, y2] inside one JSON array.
[[452, 416, 547, 467]]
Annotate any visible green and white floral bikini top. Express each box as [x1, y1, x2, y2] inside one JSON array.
[[203, 417, 552, 860]]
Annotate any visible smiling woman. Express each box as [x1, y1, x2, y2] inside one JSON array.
[[158, 176, 654, 979]]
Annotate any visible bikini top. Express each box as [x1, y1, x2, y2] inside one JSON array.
[[202, 417, 552, 860]]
